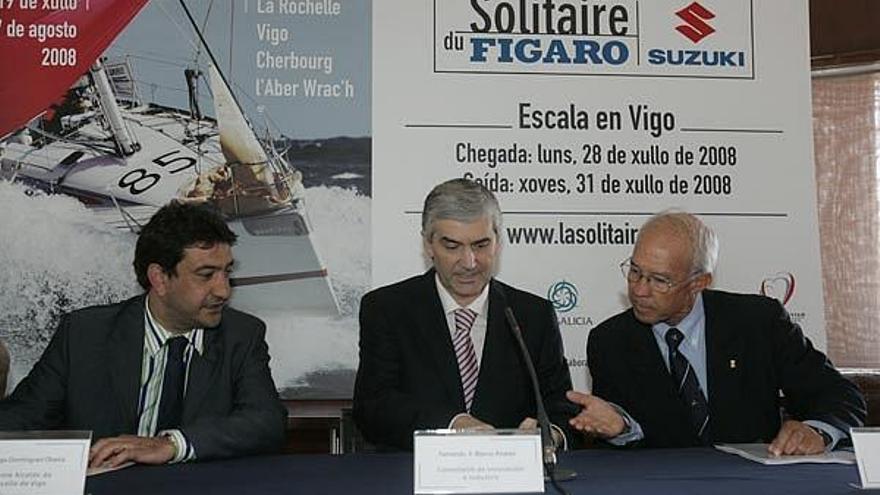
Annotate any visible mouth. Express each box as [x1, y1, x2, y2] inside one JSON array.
[[203, 301, 226, 313], [453, 273, 482, 284], [631, 301, 653, 314]]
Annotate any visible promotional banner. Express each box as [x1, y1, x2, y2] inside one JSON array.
[[372, 0, 823, 390], [0, 0, 370, 398], [1, 0, 822, 397]]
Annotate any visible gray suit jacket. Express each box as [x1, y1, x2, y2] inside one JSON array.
[[0, 295, 286, 460]]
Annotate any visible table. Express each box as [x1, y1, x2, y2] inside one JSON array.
[[86, 447, 864, 495]]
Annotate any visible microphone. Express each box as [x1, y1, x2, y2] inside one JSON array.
[[503, 305, 557, 466], [492, 282, 576, 485]]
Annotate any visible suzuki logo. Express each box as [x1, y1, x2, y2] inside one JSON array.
[[675, 2, 716, 43]]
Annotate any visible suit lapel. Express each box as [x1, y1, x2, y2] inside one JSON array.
[[183, 325, 223, 421], [624, 313, 670, 387], [108, 297, 146, 431], [415, 271, 466, 408], [704, 291, 745, 429], [471, 283, 513, 413]]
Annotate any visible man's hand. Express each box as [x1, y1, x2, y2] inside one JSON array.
[[566, 390, 626, 439], [768, 420, 826, 456], [451, 414, 494, 431], [89, 435, 176, 468], [518, 417, 565, 447], [518, 417, 538, 431]]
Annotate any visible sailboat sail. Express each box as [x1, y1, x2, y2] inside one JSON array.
[[210, 64, 268, 168], [181, 64, 292, 216], [0, 0, 149, 139], [0, 1, 340, 315]]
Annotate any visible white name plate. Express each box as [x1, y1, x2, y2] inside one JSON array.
[[0, 431, 91, 495], [414, 429, 543, 494], [852, 428, 880, 489]]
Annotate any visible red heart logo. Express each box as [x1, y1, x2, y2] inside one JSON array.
[[760, 272, 795, 305]]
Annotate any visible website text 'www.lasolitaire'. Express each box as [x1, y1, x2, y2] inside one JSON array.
[[505, 221, 637, 246]]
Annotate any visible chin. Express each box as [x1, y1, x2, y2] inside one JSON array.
[[632, 309, 659, 325], [198, 314, 224, 329]]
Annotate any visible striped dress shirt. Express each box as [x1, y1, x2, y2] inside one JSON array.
[[139, 298, 204, 463]]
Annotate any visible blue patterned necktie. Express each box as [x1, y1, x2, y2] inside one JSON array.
[[156, 336, 188, 431], [665, 328, 711, 444]]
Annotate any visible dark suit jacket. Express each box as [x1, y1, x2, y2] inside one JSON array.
[[353, 270, 577, 450], [588, 289, 866, 448], [0, 295, 287, 460]]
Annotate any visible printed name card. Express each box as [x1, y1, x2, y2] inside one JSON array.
[[0, 431, 91, 495], [852, 428, 880, 489], [413, 429, 543, 494]]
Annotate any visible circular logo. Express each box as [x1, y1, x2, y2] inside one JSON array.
[[548, 281, 579, 313]]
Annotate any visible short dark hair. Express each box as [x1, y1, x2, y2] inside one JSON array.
[[134, 201, 237, 290]]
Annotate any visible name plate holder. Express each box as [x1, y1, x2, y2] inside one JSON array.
[[0, 431, 91, 495], [414, 429, 543, 494], [852, 428, 880, 490]]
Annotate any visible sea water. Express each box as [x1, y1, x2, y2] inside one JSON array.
[[0, 181, 368, 397]]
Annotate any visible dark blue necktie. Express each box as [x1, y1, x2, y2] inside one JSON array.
[[156, 336, 188, 431], [665, 328, 711, 444]]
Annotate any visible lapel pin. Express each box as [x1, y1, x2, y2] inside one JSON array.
[[729, 359, 737, 369]]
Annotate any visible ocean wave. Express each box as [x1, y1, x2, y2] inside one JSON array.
[[0, 181, 369, 395]]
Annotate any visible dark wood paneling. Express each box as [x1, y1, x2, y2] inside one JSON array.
[[811, 0, 880, 67]]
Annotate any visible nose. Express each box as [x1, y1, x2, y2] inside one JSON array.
[[629, 276, 652, 297], [461, 247, 477, 269], [213, 272, 232, 300]]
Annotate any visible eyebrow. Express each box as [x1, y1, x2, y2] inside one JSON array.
[[440, 236, 491, 246], [194, 260, 235, 272], [631, 261, 672, 279]]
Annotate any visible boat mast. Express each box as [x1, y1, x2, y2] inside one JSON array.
[[178, 0, 249, 129], [90, 60, 140, 156]]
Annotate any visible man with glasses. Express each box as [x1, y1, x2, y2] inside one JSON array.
[[567, 211, 865, 454]]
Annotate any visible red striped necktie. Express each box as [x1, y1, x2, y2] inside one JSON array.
[[453, 308, 479, 411]]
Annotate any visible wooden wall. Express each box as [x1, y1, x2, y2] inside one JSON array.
[[811, 0, 880, 67]]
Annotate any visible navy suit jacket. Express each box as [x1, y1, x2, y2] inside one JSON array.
[[353, 270, 577, 450], [588, 290, 866, 448], [0, 295, 287, 460]]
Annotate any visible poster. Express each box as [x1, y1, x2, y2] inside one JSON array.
[[1, 0, 823, 397], [0, 0, 370, 398], [372, 0, 823, 390]]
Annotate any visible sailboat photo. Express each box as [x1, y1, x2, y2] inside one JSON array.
[[0, 0, 339, 315]]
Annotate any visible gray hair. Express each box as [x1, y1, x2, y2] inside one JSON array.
[[639, 210, 719, 274], [421, 178, 502, 241]]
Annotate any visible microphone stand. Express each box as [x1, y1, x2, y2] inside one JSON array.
[[495, 283, 577, 488]]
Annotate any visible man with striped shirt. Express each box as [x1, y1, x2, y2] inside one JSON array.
[[0, 201, 286, 467]]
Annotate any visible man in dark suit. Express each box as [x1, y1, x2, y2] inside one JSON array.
[[0, 201, 286, 467], [568, 211, 866, 454], [353, 178, 575, 450]]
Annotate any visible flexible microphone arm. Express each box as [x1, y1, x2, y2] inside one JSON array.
[[495, 284, 558, 467]]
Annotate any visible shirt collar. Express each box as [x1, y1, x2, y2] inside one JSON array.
[[434, 273, 490, 317], [652, 292, 705, 345], [144, 295, 203, 356]]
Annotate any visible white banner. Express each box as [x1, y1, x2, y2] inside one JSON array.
[[373, 0, 823, 390]]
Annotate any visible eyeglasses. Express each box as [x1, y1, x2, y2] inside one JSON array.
[[619, 259, 700, 294]]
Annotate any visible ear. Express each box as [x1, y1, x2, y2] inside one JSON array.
[[422, 234, 434, 260], [691, 272, 713, 293], [146, 263, 170, 297]]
